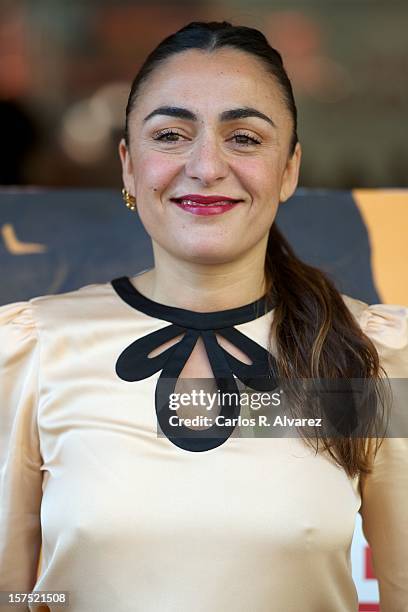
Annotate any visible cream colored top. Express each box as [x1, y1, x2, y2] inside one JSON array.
[[0, 278, 408, 612]]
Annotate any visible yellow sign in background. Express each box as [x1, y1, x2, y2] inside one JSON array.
[[353, 190, 408, 306]]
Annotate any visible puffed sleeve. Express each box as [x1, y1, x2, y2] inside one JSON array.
[[0, 301, 43, 597], [357, 302, 408, 612]]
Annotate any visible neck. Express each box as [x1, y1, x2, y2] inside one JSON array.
[[131, 238, 271, 312]]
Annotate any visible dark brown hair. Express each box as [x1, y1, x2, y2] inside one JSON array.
[[124, 20, 390, 478]]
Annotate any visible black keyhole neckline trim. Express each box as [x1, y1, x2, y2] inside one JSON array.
[[111, 275, 280, 452], [110, 276, 278, 330]]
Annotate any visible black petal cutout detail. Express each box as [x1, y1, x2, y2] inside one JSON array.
[[115, 324, 187, 381], [112, 276, 279, 452], [216, 327, 278, 391]]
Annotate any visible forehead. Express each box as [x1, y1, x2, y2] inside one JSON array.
[[134, 48, 285, 115]]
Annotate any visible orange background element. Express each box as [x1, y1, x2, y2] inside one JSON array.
[[353, 190, 408, 306]]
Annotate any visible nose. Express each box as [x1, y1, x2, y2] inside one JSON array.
[[184, 131, 229, 185]]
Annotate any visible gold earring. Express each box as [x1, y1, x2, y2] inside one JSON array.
[[122, 188, 137, 212]]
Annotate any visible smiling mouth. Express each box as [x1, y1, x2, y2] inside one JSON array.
[[170, 199, 241, 206]]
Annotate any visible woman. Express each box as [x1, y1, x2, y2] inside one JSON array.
[[0, 20, 407, 612]]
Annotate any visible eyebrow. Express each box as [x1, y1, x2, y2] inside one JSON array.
[[143, 106, 277, 128]]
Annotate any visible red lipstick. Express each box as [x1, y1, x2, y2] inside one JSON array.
[[170, 194, 242, 216]]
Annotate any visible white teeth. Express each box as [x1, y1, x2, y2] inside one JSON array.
[[178, 199, 233, 206]]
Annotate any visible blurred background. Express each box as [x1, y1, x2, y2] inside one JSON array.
[[0, 0, 407, 189], [0, 6, 406, 608]]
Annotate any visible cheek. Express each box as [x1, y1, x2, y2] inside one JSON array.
[[234, 158, 282, 199], [135, 152, 180, 196]]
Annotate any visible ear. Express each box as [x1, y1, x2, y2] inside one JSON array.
[[118, 138, 135, 193], [279, 142, 302, 203]]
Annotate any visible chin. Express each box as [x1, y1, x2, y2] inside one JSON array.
[[174, 245, 242, 264], [155, 232, 246, 261]]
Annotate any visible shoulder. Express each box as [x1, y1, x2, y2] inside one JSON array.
[[340, 292, 408, 349], [0, 300, 38, 363], [0, 280, 121, 338], [0, 299, 36, 328], [341, 293, 408, 375], [33, 280, 119, 324], [30, 279, 114, 309]]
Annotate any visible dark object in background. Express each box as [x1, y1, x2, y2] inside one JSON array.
[[0, 99, 38, 184]]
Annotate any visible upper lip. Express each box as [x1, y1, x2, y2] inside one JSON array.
[[171, 194, 242, 204]]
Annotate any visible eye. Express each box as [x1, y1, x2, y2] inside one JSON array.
[[152, 129, 262, 146], [153, 129, 186, 143], [231, 131, 262, 146]]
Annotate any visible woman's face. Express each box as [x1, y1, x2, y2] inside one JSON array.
[[119, 47, 301, 264]]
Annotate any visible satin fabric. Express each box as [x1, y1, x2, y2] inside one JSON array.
[[0, 280, 407, 612]]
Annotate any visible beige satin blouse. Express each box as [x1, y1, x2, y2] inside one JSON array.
[[0, 277, 407, 612]]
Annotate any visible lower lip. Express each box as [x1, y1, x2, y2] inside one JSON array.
[[172, 201, 240, 215]]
